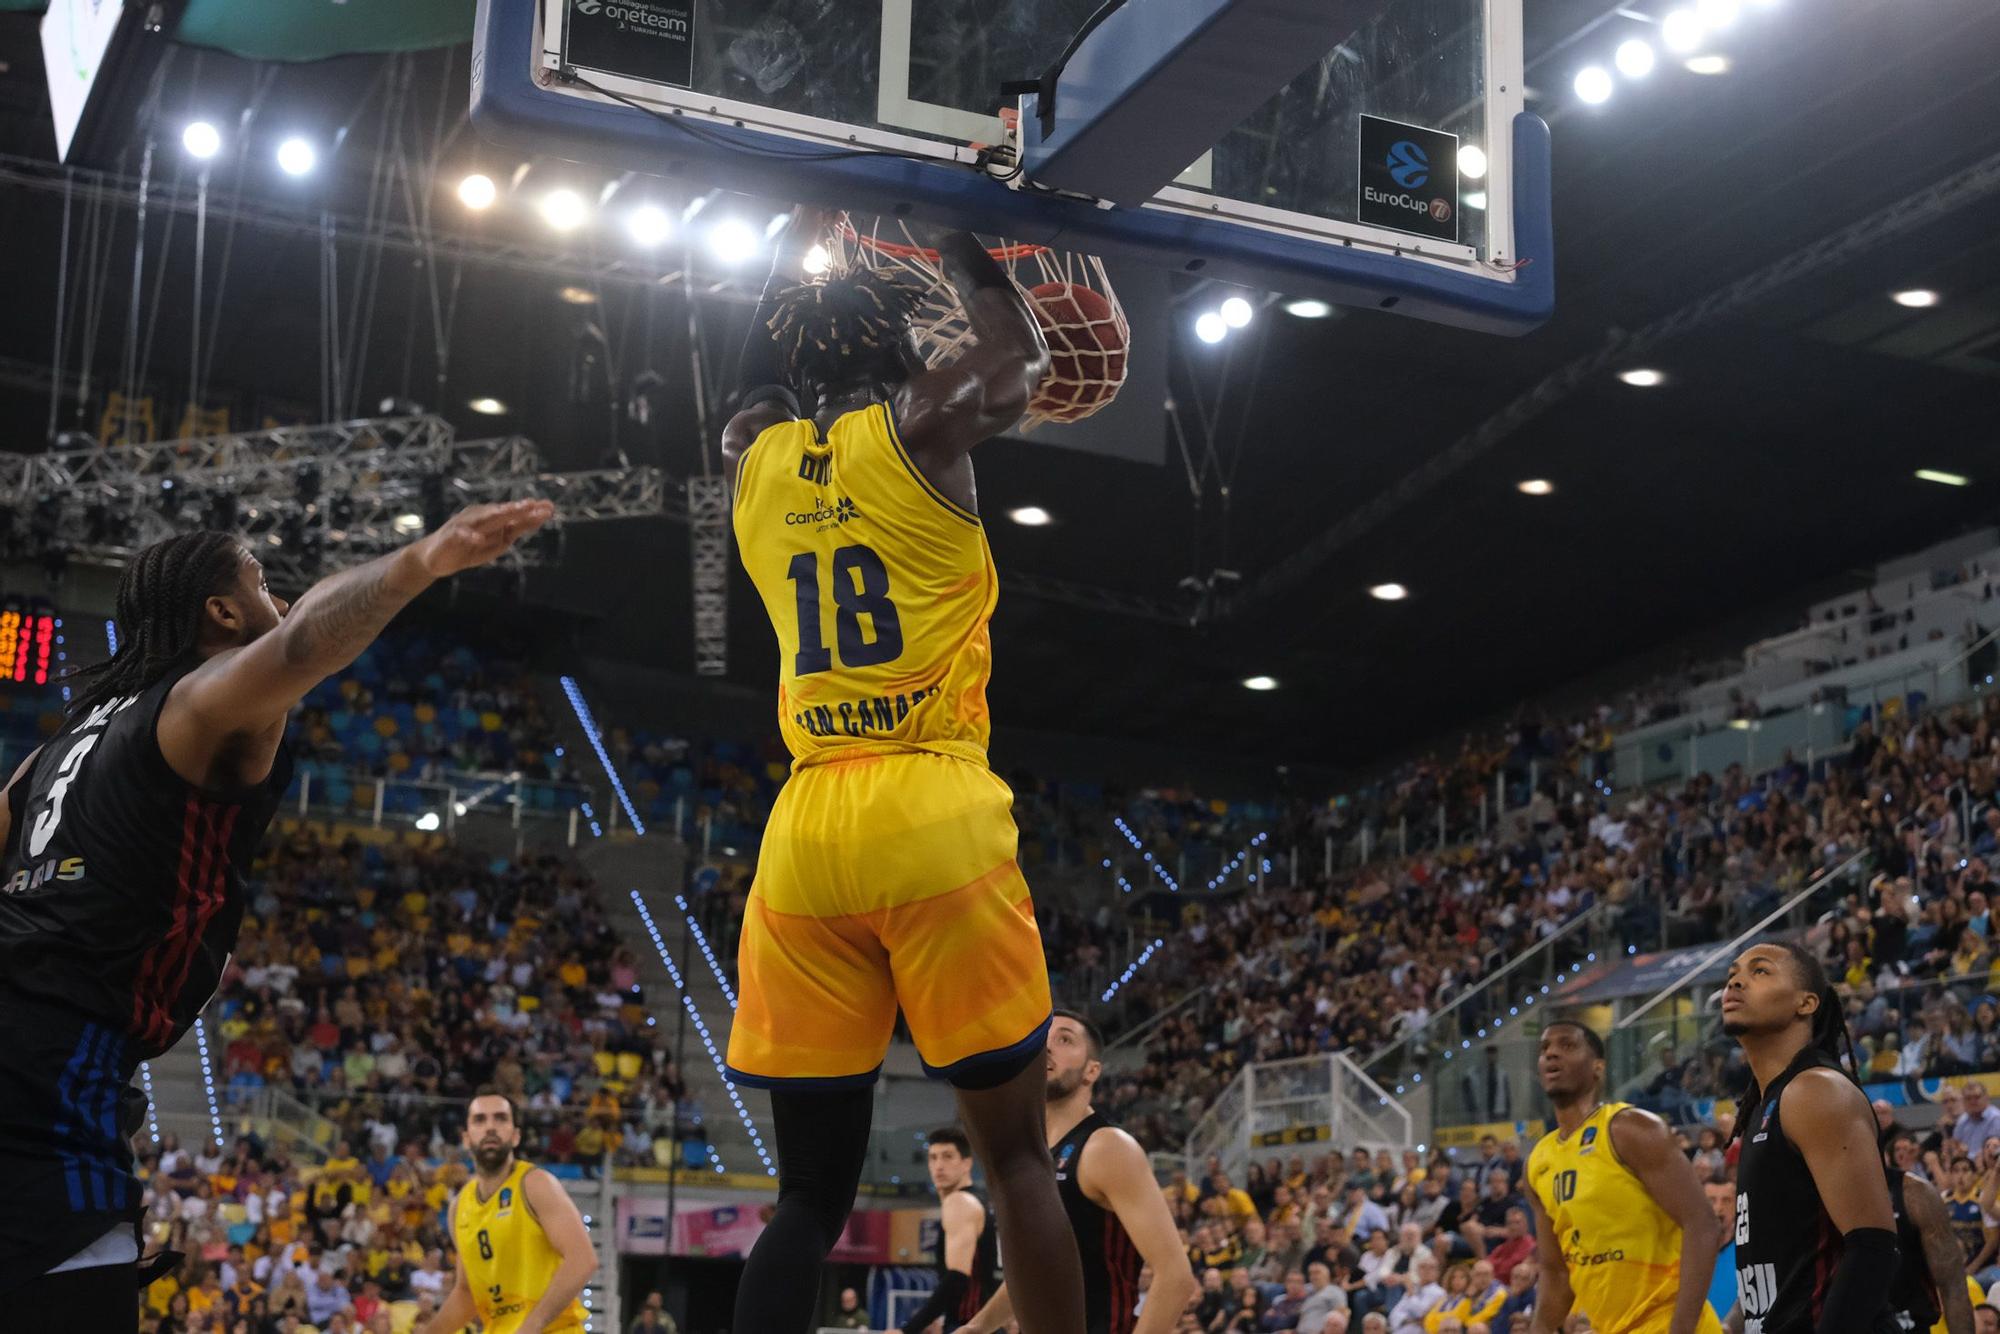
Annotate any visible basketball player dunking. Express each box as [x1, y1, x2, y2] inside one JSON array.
[[0, 503, 551, 1330], [1525, 1020, 1721, 1334], [720, 209, 1083, 1334], [1722, 941, 1900, 1334], [962, 1011, 1200, 1334], [422, 1089, 595, 1334]]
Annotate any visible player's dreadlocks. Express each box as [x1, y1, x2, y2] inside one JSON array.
[[767, 265, 926, 404], [66, 530, 245, 718], [1727, 937, 1863, 1145]]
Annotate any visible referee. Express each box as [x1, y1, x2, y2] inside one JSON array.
[[0, 500, 551, 1326]]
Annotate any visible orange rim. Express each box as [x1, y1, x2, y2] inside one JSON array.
[[841, 221, 1047, 265]]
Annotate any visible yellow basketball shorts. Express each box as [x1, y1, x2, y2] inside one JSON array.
[[722, 749, 1053, 1089]]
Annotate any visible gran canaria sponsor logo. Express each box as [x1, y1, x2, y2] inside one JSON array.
[[784, 496, 859, 531]]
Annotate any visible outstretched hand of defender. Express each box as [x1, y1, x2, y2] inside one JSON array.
[[417, 499, 555, 578]]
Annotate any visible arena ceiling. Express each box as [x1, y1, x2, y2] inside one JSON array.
[[0, 0, 1998, 777]]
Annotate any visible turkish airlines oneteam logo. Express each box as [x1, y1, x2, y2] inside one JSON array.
[[1387, 140, 1431, 189]]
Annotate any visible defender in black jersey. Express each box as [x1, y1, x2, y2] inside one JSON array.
[[962, 1012, 1199, 1334], [1880, 1129, 1972, 1334], [1721, 941, 1899, 1334], [0, 501, 551, 1324], [901, 1127, 1002, 1334]]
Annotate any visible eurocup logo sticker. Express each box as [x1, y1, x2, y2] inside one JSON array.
[[1387, 141, 1430, 190]]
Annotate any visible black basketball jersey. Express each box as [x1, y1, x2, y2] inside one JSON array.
[[1733, 1047, 1897, 1334], [0, 659, 290, 1059], [1053, 1111, 1146, 1334], [1885, 1169, 1940, 1334], [939, 1184, 1002, 1331]]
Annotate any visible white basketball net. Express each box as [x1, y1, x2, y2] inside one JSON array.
[[821, 219, 1130, 429]]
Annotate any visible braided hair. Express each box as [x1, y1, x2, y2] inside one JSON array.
[[1727, 938, 1862, 1144], [767, 265, 926, 404], [66, 531, 247, 719]]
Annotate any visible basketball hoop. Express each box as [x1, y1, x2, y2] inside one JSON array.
[[825, 218, 1130, 429]]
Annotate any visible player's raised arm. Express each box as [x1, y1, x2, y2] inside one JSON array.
[[158, 500, 552, 790], [894, 231, 1051, 463], [1609, 1106, 1720, 1334], [723, 206, 830, 479]]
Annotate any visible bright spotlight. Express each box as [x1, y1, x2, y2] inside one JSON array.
[[1220, 296, 1254, 329], [1458, 144, 1488, 179], [457, 173, 497, 210], [1517, 479, 1555, 497], [1892, 289, 1940, 308], [1242, 676, 1280, 692], [1194, 312, 1228, 344], [1369, 583, 1409, 602], [540, 188, 589, 232], [1915, 469, 1970, 488], [558, 286, 599, 306], [1283, 299, 1333, 318], [182, 121, 221, 160], [415, 811, 441, 832], [276, 137, 316, 177], [1684, 54, 1732, 74], [708, 219, 761, 265], [1661, 8, 1704, 53], [468, 398, 507, 416], [1464, 191, 1488, 211], [802, 244, 832, 276], [1696, 0, 1739, 27], [1573, 66, 1614, 104], [1008, 506, 1054, 528], [628, 205, 672, 246], [1618, 368, 1666, 387], [1615, 39, 1657, 78]]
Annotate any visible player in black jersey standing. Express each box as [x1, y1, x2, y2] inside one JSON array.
[[0, 500, 552, 1326], [963, 1011, 1199, 1334], [1721, 940, 1899, 1334], [1880, 1127, 1972, 1334], [903, 1127, 1003, 1334]]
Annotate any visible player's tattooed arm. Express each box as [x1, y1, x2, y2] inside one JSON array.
[[1902, 1172, 1975, 1334]]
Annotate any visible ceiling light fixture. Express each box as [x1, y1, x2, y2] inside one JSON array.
[[182, 121, 221, 160], [1517, 479, 1555, 496], [1696, 0, 1739, 27], [1684, 54, 1732, 74], [468, 398, 507, 415], [1194, 312, 1228, 344], [1458, 144, 1488, 179], [1892, 289, 1940, 308], [1660, 8, 1705, 53], [1618, 368, 1666, 387], [1614, 39, 1657, 78], [1915, 469, 1970, 488], [540, 188, 589, 232], [1369, 583, 1409, 602], [708, 219, 761, 265], [1007, 506, 1054, 527], [276, 137, 316, 177], [457, 173, 497, 210], [1220, 296, 1254, 329], [627, 204, 672, 247], [802, 244, 832, 276], [1283, 299, 1333, 319], [1573, 66, 1614, 104], [1242, 676, 1280, 692], [558, 286, 599, 306]]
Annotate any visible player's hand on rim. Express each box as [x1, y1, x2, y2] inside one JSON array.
[[416, 499, 555, 577]]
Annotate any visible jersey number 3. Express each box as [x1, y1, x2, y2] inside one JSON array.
[[787, 545, 903, 674], [26, 734, 102, 859]]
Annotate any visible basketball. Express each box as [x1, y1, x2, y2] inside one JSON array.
[[1025, 281, 1129, 424]]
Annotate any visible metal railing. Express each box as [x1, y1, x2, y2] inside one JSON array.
[[289, 766, 597, 847]]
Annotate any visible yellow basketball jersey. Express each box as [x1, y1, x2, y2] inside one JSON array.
[[451, 1159, 585, 1334], [1526, 1103, 1723, 1334], [733, 402, 997, 769]]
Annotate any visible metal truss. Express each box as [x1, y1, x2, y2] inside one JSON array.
[[0, 415, 669, 589], [686, 476, 731, 677]]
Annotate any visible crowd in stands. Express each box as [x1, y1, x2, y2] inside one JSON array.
[[211, 825, 709, 1172]]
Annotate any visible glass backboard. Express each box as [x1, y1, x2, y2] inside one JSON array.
[[471, 0, 1551, 332]]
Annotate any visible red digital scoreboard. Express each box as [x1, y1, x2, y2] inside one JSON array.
[[0, 606, 56, 686]]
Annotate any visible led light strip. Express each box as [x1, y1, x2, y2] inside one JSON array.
[[1100, 938, 1166, 1004], [1110, 817, 1180, 892], [193, 1017, 225, 1148], [138, 1060, 162, 1146], [630, 890, 775, 1176], [674, 894, 737, 1009], [1393, 951, 1598, 1095], [1206, 831, 1270, 890], [558, 676, 646, 835]]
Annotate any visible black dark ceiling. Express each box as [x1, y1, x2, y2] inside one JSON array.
[[2, 0, 1999, 778]]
